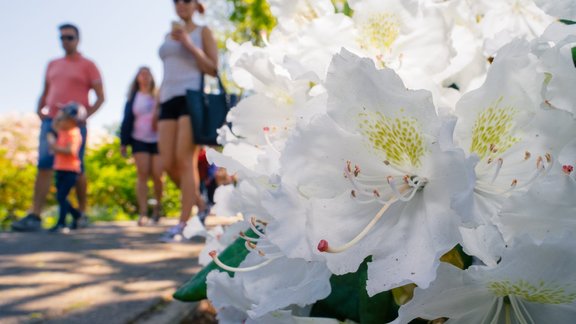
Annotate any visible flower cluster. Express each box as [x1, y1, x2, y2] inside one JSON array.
[[0, 113, 41, 166], [180, 1, 576, 323]]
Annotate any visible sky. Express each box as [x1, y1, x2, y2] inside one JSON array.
[[0, 1, 182, 131]]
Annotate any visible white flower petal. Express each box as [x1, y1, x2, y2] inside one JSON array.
[[539, 34, 576, 115], [326, 49, 439, 136], [459, 224, 505, 267], [396, 237, 576, 323], [394, 263, 495, 324], [533, 0, 576, 20], [498, 174, 576, 243], [240, 255, 332, 318]]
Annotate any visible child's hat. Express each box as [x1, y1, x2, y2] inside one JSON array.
[[61, 102, 87, 122]]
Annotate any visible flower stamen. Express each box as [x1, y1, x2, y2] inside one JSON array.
[[249, 216, 266, 238], [245, 241, 257, 250], [509, 296, 532, 324], [209, 250, 279, 272], [354, 165, 361, 177], [239, 231, 262, 243], [491, 158, 504, 183], [318, 195, 400, 253], [263, 127, 281, 154]]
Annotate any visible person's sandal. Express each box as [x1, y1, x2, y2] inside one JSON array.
[[137, 215, 149, 226]]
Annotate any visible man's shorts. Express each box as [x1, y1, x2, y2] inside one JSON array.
[[37, 119, 87, 172]]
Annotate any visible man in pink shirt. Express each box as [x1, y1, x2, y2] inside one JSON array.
[[12, 23, 105, 232]]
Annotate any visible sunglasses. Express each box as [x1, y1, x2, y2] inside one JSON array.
[[173, 0, 196, 3], [60, 35, 77, 41]]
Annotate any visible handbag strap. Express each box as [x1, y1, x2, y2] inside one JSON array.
[[199, 72, 227, 95]]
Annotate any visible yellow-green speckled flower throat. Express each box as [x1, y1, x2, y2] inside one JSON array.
[[488, 280, 576, 305], [470, 98, 520, 160], [359, 110, 425, 168], [358, 13, 399, 52]]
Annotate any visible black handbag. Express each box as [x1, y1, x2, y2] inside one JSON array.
[[186, 74, 238, 145]]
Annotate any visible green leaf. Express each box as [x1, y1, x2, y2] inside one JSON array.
[[359, 257, 399, 324], [310, 257, 399, 323], [173, 230, 255, 302], [342, 1, 354, 17], [572, 47, 576, 68], [559, 19, 576, 25], [309, 272, 361, 322]]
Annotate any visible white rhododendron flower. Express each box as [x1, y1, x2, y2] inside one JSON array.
[[458, 224, 505, 267], [207, 240, 332, 322], [280, 49, 475, 294], [394, 237, 576, 323], [473, 0, 555, 55], [427, 0, 488, 96], [536, 23, 576, 116], [197, 235, 251, 274], [533, 0, 576, 20], [226, 52, 324, 151], [282, 13, 357, 81], [498, 173, 576, 244], [199, 0, 576, 321], [268, 0, 335, 33], [452, 39, 557, 224], [348, 0, 453, 76]]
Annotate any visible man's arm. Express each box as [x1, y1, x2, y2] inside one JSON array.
[[37, 78, 50, 119], [50, 142, 73, 155], [87, 81, 105, 118]]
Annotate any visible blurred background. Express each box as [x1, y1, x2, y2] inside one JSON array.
[[0, 0, 279, 228]]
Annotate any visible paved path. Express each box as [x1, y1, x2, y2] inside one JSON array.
[[0, 221, 204, 324]]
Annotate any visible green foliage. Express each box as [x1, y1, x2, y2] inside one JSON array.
[[226, 0, 277, 45], [358, 258, 399, 323], [84, 139, 137, 218], [310, 272, 361, 322], [84, 138, 181, 220], [1, 136, 182, 230], [0, 150, 37, 229], [223, 0, 353, 46], [332, 0, 353, 16], [310, 257, 398, 323]]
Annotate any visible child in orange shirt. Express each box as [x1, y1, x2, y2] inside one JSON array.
[[48, 103, 85, 232]]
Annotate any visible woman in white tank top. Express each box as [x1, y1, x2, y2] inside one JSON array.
[[156, 0, 218, 242]]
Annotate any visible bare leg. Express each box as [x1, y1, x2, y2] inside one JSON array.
[[175, 116, 203, 224], [158, 120, 180, 187], [134, 152, 152, 217], [151, 153, 164, 217], [31, 169, 54, 215], [192, 145, 201, 203], [75, 173, 87, 213]]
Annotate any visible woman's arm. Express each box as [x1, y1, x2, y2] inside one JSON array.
[[119, 99, 135, 147], [173, 27, 218, 76]]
